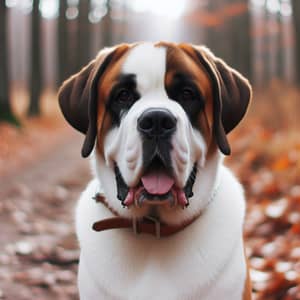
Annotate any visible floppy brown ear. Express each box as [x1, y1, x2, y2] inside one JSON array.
[[193, 46, 252, 155], [58, 47, 118, 157]]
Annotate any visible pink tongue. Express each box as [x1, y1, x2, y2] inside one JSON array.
[[141, 171, 174, 195]]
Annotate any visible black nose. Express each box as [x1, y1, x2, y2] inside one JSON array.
[[137, 108, 177, 139]]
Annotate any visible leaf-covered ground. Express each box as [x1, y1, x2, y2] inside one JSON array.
[[228, 123, 300, 300], [0, 87, 299, 299], [0, 121, 89, 300], [227, 85, 300, 299]]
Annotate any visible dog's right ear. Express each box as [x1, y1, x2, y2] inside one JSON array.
[[192, 46, 252, 156], [58, 46, 127, 157]]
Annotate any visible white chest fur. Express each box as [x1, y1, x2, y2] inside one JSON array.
[[76, 166, 246, 300]]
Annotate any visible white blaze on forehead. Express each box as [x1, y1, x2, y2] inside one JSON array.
[[122, 43, 167, 94]]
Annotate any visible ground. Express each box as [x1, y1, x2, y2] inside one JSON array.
[[0, 87, 299, 299], [0, 121, 89, 300]]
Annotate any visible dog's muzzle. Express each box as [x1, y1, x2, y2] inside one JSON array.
[[115, 160, 197, 209], [114, 107, 197, 209]]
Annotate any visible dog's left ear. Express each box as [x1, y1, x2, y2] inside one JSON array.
[[193, 46, 252, 155], [58, 45, 128, 157]]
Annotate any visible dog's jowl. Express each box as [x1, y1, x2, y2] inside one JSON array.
[[58, 42, 252, 300]]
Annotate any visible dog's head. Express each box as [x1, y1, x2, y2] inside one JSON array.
[[59, 42, 251, 224]]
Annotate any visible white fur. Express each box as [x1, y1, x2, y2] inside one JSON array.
[[97, 43, 208, 222], [76, 43, 248, 299], [76, 164, 246, 300]]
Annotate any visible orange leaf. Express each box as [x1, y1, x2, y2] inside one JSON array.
[[290, 224, 300, 234], [272, 156, 291, 171]]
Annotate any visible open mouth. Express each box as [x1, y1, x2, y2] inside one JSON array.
[[114, 157, 197, 209]]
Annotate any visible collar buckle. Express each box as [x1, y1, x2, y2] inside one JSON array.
[[145, 216, 161, 239], [132, 216, 161, 239]]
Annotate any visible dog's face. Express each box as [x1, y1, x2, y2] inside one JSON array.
[[59, 42, 251, 223]]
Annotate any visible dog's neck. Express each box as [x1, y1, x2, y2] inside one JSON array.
[[92, 176, 221, 238], [91, 150, 223, 226]]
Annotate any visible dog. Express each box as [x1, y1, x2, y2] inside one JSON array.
[[58, 42, 252, 300]]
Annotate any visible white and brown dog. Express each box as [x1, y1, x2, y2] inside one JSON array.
[[58, 42, 252, 300]]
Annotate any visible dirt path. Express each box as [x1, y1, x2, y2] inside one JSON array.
[[0, 132, 91, 300]]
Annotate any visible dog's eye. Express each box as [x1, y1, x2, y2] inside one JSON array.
[[116, 89, 134, 103], [181, 88, 195, 101]]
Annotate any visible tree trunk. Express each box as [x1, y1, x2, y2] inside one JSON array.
[[77, 0, 91, 70], [57, 0, 68, 86], [262, 1, 271, 85], [239, 0, 252, 81], [226, 0, 252, 82], [291, 0, 300, 85], [205, 2, 219, 56], [102, 0, 113, 46], [28, 0, 42, 116], [275, 6, 284, 80], [0, 2, 18, 124]]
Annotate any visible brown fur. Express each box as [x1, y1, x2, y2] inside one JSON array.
[[158, 42, 217, 158], [59, 41, 251, 158], [96, 44, 133, 154], [93, 42, 251, 159]]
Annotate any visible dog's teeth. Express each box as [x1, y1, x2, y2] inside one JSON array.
[[170, 190, 177, 207], [121, 202, 130, 209], [174, 194, 178, 207], [138, 194, 146, 207], [181, 200, 190, 209], [169, 195, 175, 207]]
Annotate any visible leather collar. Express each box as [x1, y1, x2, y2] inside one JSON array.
[[92, 183, 220, 238]]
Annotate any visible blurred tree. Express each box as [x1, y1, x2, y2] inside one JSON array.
[[57, 0, 69, 86], [102, 0, 113, 46], [219, 1, 233, 65], [68, 6, 79, 75], [114, 0, 126, 44], [262, 0, 271, 85], [77, 0, 91, 69], [204, 0, 252, 82], [275, 1, 284, 80], [226, 0, 252, 81], [28, 0, 42, 116], [205, 1, 220, 56], [291, 0, 300, 85], [0, 2, 19, 124]]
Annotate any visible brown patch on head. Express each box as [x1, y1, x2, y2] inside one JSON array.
[[95, 44, 133, 154], [157, 42, 217, 157], [58, 44, 131, 158]]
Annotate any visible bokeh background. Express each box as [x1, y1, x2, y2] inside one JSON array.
[[0, 1, 300, 299]]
